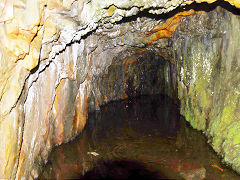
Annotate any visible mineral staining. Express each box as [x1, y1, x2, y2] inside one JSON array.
[[144, 9, 197, 44]]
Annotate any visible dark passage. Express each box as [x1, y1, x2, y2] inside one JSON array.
[[40, 94, 239, 179]]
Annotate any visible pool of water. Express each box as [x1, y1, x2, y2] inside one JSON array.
[[40, 94, 240, 179]]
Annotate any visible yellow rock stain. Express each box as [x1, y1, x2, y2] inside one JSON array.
[[107, 5, 117, 17], [145, 9, 196, 44]]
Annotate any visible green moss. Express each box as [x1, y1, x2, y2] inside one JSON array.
[[185, 98, 191, 123], [210, 92, 239, 154], [172, 9, 240, 174], [233, 133, 240, 145], [218, 122, 240, 170], [193, 108, 206, 130], [208, 113, 221, 138], [221, 105, 235, 126], [218, 94, 237, 131], [183, 78, 212, 131]]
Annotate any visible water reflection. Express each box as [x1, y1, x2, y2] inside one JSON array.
[[40, 94, 239, 179], [87, 95, 180, 143]]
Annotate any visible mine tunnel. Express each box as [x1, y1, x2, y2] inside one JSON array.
[[1, 0, 240, 179]]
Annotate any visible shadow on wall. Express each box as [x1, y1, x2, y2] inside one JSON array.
[[79, 159, 167, 179]]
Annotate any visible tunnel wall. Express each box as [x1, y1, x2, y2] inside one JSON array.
[[88, 50, 176, 112], [173, 8, 240, 172], [20, 38, 176, 179]]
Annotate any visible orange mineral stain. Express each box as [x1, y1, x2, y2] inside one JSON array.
[[123, 56, 136, 74], [134, 48, 149, 54], [72, 81, 89, 137], [145, 9, 196, 44], [15, 150, 26, 180], [211, 164, 224, 172]]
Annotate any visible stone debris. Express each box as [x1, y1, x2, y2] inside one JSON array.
[[179, 167, 206, 180], [87, 152, 100, 156]]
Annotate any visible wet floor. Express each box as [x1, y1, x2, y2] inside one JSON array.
[[40, 94, 240, 179]]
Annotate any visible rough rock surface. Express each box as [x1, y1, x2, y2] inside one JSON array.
[[174, 7, 240, 173], [0, 0, 240, 179]]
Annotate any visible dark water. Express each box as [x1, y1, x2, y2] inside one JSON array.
[[40, 94, 240, 179]]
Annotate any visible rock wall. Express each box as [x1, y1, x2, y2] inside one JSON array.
[[0, 0, 240, 179], [173, 7, 240, 173]]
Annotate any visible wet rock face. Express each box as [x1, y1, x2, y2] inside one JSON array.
[[0, 0, 240, 179], [11, 11, 178, 179], [172, 7, 240, 173]]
